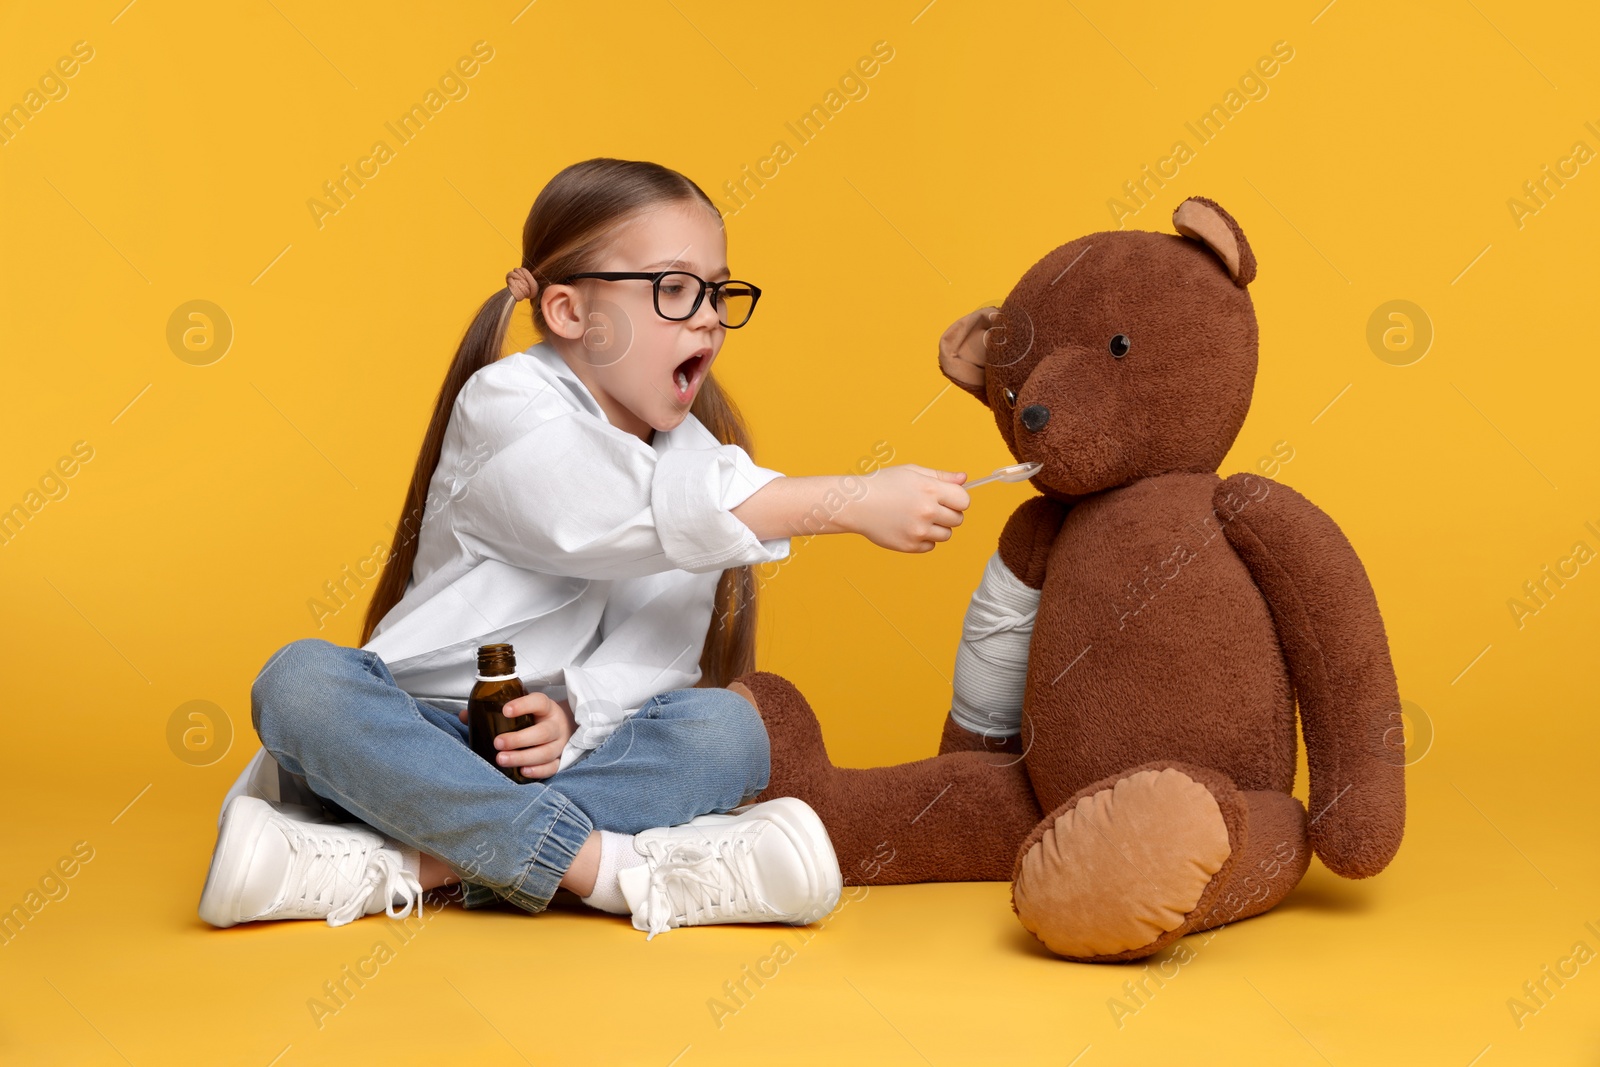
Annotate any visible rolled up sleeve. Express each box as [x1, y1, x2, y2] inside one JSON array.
[[653, 444, 789, 572], [450, 410, 790, 580]]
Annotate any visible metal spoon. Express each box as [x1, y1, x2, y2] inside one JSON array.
[[964, 461, 1043, 488]]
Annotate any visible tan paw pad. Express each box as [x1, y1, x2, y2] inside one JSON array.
[[1013, 768, 1231, 957]]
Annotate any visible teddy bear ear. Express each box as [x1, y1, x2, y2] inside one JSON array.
[[938, 306, 997, 405], [1172, 196, 1256, 288]]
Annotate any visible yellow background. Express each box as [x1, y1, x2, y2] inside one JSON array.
[[3, 0, 1597, 1063]]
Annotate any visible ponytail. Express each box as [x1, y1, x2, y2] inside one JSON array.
[[689, 374, 759, 688], [358, 285, 518, 647], [360, 158, 761, 690]]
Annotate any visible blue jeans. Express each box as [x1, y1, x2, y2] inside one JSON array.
[[249, 638, 771, 914]]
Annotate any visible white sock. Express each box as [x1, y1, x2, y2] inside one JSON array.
[[579, 830, 645, 915], [390, 843, 422, 906], [395, 844, 421, 877]]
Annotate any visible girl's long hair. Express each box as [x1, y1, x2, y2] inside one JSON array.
[[359, 158, 759, 688]]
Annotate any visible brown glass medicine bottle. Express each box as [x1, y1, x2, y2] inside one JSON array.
[[467, 643, 530, 784]]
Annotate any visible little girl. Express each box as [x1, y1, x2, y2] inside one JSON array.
[[198, 158, 971, 939]]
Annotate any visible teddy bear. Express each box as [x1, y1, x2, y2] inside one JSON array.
[[732, 196, 1407, 963]]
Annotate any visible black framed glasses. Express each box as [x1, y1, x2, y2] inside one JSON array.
[[557, 270, 762, 328]]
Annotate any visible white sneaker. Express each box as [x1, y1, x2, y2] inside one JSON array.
[[199, 796, 422, 928], [617, 797, 843, 940], [218, 748, 325, 828]]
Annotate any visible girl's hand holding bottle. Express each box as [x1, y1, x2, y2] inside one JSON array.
[[459, 693, 577, 781]]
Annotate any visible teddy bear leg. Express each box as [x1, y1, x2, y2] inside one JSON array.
[[733, 670, 1043, 885], [1009, 760, 1253, 962], [1185, 790, 1311, 935]]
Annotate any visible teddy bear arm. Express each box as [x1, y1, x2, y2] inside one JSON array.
[[997, 496, 1071, 590], [941, 550, 1039, 755], [1214, 473, 1405, 879]]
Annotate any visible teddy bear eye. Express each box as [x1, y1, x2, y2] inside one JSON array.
[[1109, 334, 1131, 359], [1003, 387, 1017, 407]]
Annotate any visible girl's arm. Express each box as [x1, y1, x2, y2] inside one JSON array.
[[449, 372, 970, 577], [733, 465, 970, 552], [450, 409, 789, 580]]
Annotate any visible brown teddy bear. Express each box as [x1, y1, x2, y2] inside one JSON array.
[[733, 197, 1406, 963]]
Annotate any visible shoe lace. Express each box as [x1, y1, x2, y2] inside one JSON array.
[[636, 834, 759, 941], [283, 823, 422, 927], [329, 847, 423, 928]]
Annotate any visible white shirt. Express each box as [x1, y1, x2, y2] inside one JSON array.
[[361, 341, 791, 771]]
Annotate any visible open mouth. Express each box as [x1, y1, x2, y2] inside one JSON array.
[[672, 349, 711, 403]]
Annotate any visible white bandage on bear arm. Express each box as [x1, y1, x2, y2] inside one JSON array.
[[949, 549, 1041, 738]]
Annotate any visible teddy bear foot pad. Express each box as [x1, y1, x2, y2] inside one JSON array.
[[1011, 763, 1248, 961]]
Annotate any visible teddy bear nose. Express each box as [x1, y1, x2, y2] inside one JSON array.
[[1020, 404, 1051, 433]]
